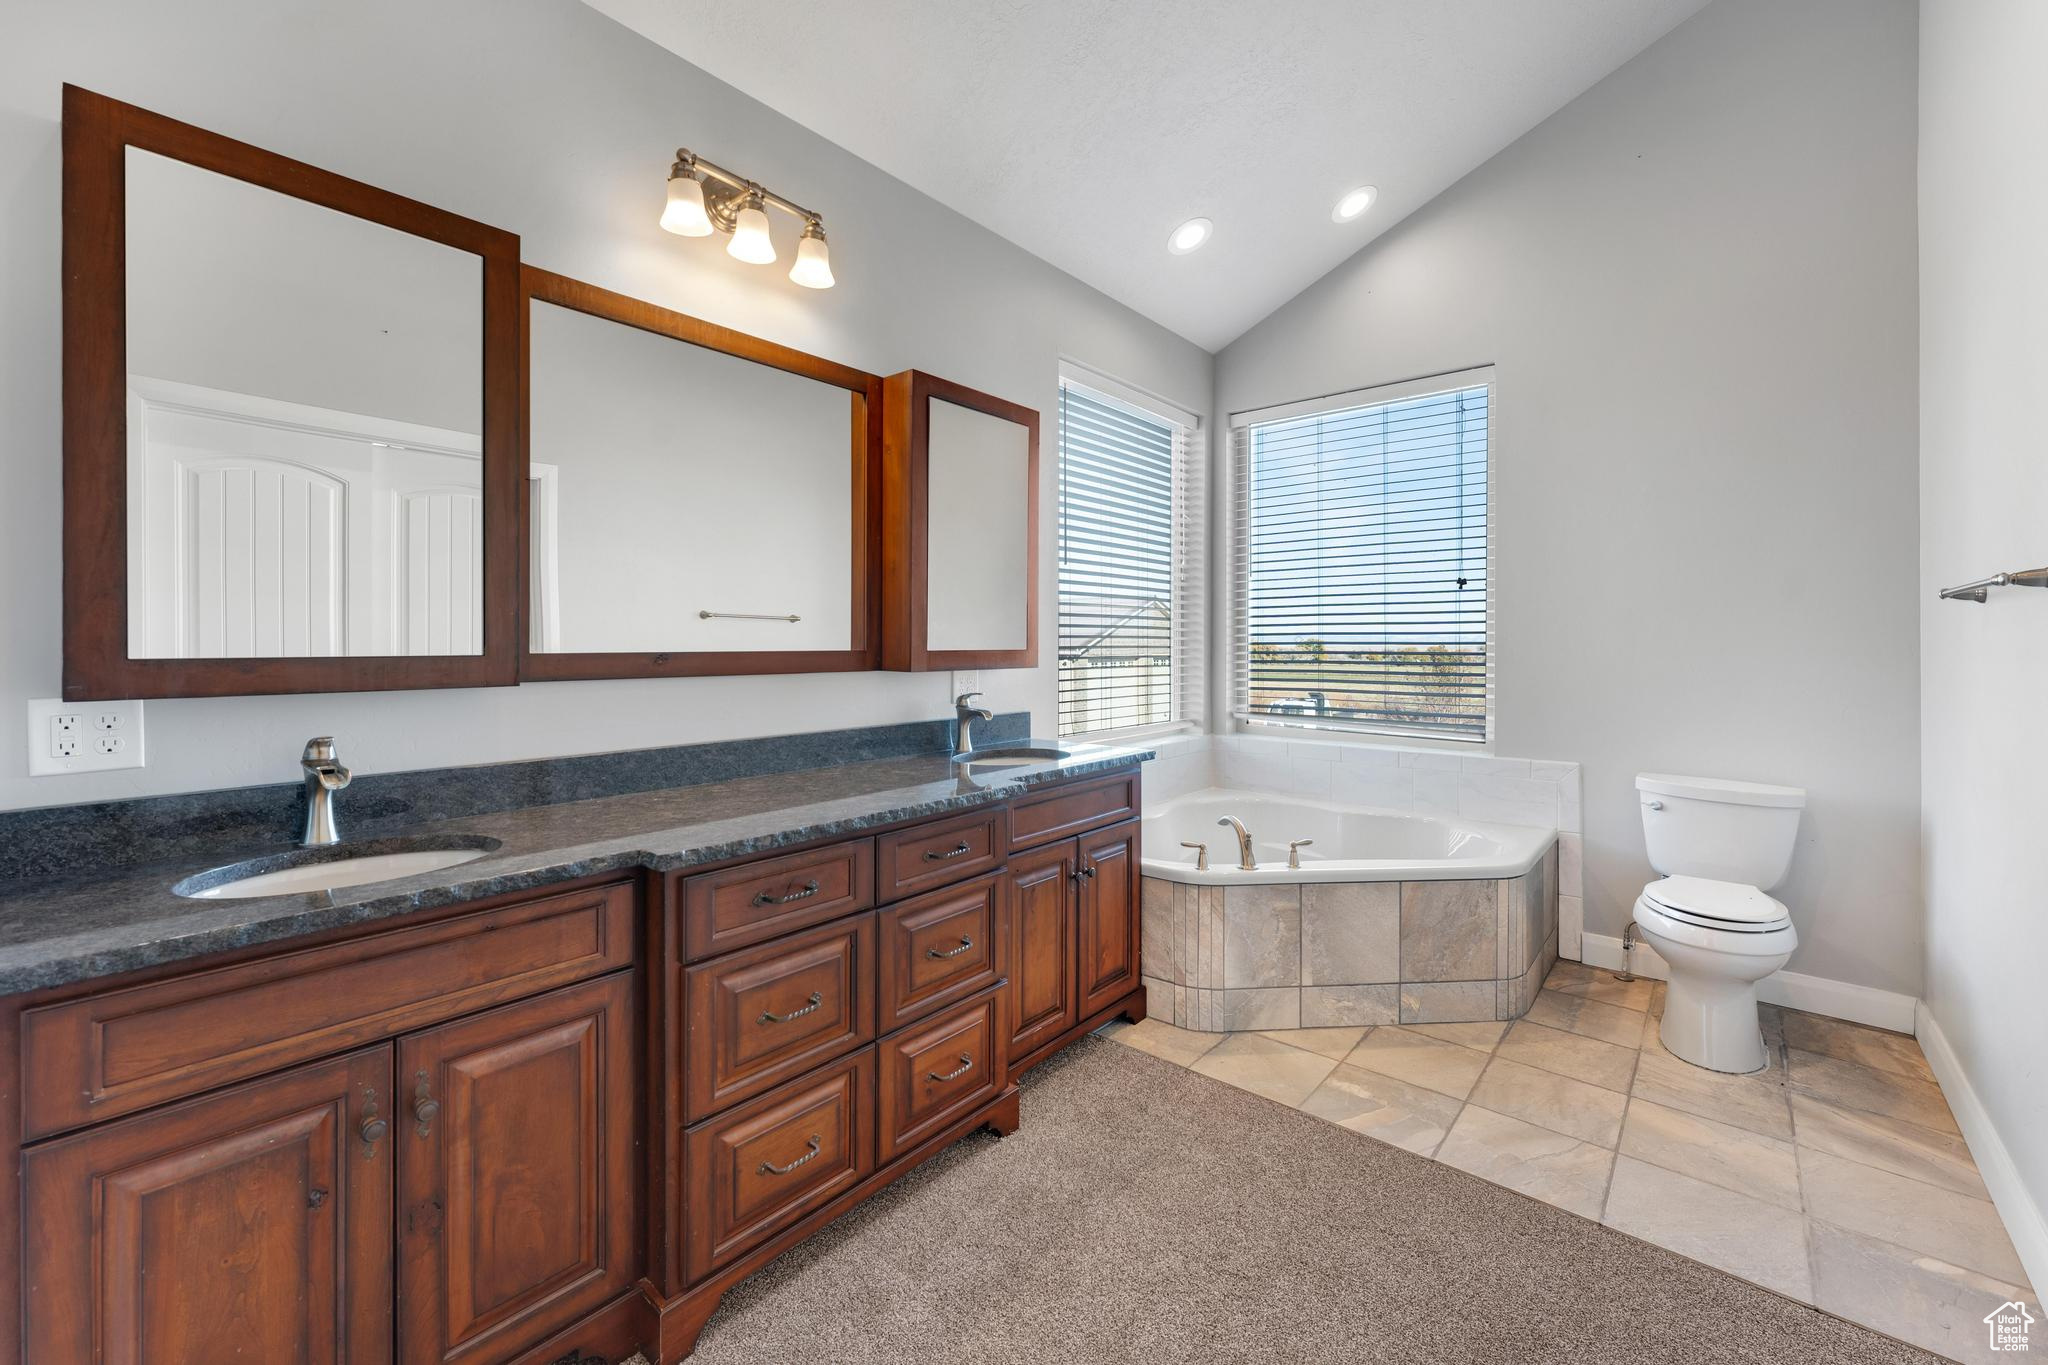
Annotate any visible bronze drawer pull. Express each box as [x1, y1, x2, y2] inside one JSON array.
[[753, 879, 821, 907], [759, 1135, 822, 1176], [927, 1053, 974, 1083], [759, 991, 824, 1024], [923, 841, 973, 862], [926, 936, 974, 960], [359, 1088, 388, 1159], [412, 1070, 440, 1138]]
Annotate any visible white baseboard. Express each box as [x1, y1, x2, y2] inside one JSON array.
[[1916, 1002, 2048, 1295], [1579, 932, 1918, 1033]]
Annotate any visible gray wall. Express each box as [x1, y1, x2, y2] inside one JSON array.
[[1214, 0, 1922, 995], [1918, 0, 2048, 1287], [0, 0, 1213, 811]]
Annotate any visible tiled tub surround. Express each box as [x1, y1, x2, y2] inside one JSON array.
[[1141, 845, 1559, 1030], [1105, 965, 2036, 1365], [1140, 732, 1586, 959]]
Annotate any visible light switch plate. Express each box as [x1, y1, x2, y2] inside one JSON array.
[[27, 698, 145, 776]]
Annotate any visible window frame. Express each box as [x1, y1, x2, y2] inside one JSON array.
[[1054, 361, 1205, 742], [1227, 365, 1496, 747]]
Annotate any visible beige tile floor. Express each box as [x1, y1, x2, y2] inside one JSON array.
[[1104, 959, 2036, 1364]]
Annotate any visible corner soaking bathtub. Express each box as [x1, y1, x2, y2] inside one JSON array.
[[1138, 788, 1559, 1031], [1141, 789, 1552, 884]]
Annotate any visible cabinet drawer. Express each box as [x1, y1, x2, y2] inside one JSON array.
[[21, 881, 635, 1140], [678, 838, 875, 961], [875, 806, 1005, 901], [878, 985, 1007, 1163], [1007, 770, 1140, 851], [683, 1048, 875, 1283], [682, 914, 876, 1122], [877, 872, 1006, 1033]]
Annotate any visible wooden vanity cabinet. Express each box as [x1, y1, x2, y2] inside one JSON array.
[[396, 973, 640, 1365], [24, 1047, 397, 1364], [1002, 816, 1143, 1066], [1075, 819, 1143, 1018], [8, 765, 1146, 1365], [1003, 840, 1080, 1061], [14, 878, 645, 1365]]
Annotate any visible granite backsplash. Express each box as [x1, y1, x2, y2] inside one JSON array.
[[0, 711, 1030, 883]]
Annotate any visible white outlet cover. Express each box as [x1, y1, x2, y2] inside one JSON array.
[[951, 670, 980, 703], [27, 698, 145, 776]]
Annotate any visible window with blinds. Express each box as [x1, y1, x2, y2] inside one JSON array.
[[1057, 373, 1203, 737], [1231, 368, 1491, 742]]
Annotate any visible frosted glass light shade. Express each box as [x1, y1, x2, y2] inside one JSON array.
[[727, 203, 776, 264], [789, 231, 834, 289], [660, 175, 712, 236]]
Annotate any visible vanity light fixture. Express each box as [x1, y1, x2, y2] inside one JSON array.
[[660, 148, 834, 287], [1332, 185, 1378, 223]]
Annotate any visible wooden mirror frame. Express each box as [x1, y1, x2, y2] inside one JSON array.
[[517, 267, 882, 681], [879, 371, 1040, 672], [61, 86, 522, 700]]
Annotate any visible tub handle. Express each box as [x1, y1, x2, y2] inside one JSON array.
[[1288, 839, 1314, 870], [1179, 841, 1208, 871]]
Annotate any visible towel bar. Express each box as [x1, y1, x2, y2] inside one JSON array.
[[1938, 568, 2048, 603]]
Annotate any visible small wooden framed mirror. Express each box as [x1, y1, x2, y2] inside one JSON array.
[[518, 268, 880, 679], [61, 86, 521, 699], [879, 371, 1040, 671]]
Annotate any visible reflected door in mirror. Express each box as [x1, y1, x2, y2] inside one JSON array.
[[123, 147, 484, 659]]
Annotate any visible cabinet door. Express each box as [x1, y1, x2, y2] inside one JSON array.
[[396, 973, 639, 1365], [24, 1047, 394, 1364], [1004, 838, 1078, 1061], [1077, 818, 1142, 1017]]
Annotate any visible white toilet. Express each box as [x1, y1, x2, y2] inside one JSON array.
[[1633, 772, 1806, 1073]]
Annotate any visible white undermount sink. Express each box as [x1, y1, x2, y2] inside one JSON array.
[[951, 745, 1071, 772], [176, 838, 499, 900]]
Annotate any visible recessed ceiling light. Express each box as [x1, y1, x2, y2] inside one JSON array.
[[1167, 217, 1213, 255], [1332, 186, 1378, 223]]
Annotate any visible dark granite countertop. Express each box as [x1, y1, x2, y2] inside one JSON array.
[[0, 742, 1149, 997]]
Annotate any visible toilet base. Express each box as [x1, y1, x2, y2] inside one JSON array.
[[1657, 974, 1768, 1074]]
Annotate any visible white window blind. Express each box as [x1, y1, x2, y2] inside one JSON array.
[[1057, 373, 1203, 737], [1230, 368, 1492, 742]]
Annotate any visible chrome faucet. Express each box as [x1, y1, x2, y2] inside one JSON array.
[[1217, 815, 1257, 871], [953, 692, 993, 756], [300, 737, 353, 847]]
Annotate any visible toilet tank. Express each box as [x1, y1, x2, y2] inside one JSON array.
[[1636, 773, 1805, 889]]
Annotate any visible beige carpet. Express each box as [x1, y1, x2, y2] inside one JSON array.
[[654, 1037, 1944, 1364]]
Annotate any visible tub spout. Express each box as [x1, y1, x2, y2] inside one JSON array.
[[1216, 816, 1257, 871]]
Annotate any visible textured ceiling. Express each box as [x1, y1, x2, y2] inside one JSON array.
[[586, 0, 1709, 350]]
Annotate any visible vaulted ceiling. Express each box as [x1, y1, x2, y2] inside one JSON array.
[[587, 0, 1709, 350]]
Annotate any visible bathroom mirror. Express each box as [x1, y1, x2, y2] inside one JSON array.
[[519, 268, 879, 679], [880, 371, 1039, 670], [63, 86, 520, 699]]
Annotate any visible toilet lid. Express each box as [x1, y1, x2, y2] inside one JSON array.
[[1643, 875, 1789, 932]]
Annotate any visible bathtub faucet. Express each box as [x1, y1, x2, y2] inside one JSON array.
[[1216, 815, 1257, 871]]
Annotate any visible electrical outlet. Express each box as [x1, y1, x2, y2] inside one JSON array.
[[951, 670, 980, 702], [27, 698, 145, 776]]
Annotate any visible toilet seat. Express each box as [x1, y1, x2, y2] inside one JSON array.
[[1640, 875, 1789, 934]]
